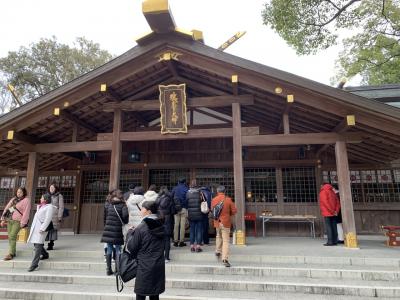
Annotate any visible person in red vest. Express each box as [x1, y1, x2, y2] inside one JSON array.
[[319, 183, 340, 246]]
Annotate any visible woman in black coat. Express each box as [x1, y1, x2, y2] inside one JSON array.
[[127, 200, 165, 300], [100, 189, 128, 275], [155, 186, 174, 262]]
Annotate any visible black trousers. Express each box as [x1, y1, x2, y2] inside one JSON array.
[[164, 235, 171, 260], [324, 216, 338, 245], [136, 295, 159, 300], [31, 243, 48, 268]]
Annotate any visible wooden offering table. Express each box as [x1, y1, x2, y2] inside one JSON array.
[[259, 215, 317, 238]]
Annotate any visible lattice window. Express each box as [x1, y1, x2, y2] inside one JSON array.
[[363, 170, 400, 203], [196, 168, 234, 199], [322, 170, 363, 203], [120, 169, 143, 193], [282, 167, 317, 202], [244, 168, 277, 202], [149, 169, 190, 192], [0, 177, 16, 207], [82, 170, 110, 204], [35, 175, 77, 204]]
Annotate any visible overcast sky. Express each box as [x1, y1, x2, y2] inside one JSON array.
[[0, 0, 357, 87]]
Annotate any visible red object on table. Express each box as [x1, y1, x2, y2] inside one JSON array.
[[244, 213, 257, 237]]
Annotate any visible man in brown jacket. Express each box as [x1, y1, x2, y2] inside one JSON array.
[[211, 185, 237, 267]]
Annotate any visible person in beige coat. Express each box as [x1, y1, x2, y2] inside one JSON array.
[[27, 193, 56, 272]]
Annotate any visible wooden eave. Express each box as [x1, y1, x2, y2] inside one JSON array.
[[0, 32, 400, 170]]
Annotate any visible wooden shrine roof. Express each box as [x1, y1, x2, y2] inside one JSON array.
[[1, 32, 400, 170]]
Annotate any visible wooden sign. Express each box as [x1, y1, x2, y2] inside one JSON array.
[[159, 84, 188, 134]]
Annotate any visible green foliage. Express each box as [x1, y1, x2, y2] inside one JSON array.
[[262, 0, 400, 85], [0, 36, 113, 106]]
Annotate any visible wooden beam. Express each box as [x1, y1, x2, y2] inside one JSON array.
[[283, 113, 290, 134], [192, 108, 231, 123], [97, 126, 259, 142], [72, 123, 78, 142], [61, 110, 98, 134], [335, 141, 358, 248], [102, 95, 254, 112], [232, 102, 245, 236], [316, 118, 352, 157], [242, 132, 363, 147], [22, 141, 112, 153], [109, 109, 122, 190]]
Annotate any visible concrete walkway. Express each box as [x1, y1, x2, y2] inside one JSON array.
[[1, 234, 398, 259]]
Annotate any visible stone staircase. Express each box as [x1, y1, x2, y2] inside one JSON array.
[[0, 245, 400, 300]]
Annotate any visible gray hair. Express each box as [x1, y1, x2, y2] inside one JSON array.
[[216, 185, 225, 193]]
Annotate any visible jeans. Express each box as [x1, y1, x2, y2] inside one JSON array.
[[7, 220, 21, 256], [189, 221, 203, 246], [173, 208, 187, 242], [202, 216, 209, 244], [216, 223, 230, 260], [324, 216, 338, 245], [106, 243, 121, 257]]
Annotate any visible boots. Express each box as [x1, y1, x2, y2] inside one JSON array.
[[47, 240, 54, 251], [114, 253, 120, 274], [106, 254, 113, 276]]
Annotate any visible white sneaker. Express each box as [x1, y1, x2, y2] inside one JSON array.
[[165, 259, 170, 263]]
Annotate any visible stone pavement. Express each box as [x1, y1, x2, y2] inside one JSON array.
[[0, 234, 398, 299]]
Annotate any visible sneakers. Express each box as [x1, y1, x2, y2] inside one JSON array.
[[190, 247, 196, 252], [215, 252, 221, 258], [222, 260, 231, 267], [40, 254, 49, 260], [173, 242, 179, 247], [165, 259, 170, 263], [178, 242, 186, 247], [195, 248, 203, 253]]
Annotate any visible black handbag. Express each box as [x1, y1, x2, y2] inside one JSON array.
[[45, 221, 54, 232], [116, 247, 137, 292]]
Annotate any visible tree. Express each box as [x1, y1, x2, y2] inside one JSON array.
[[262, 0, 400, 85], [0, 36, 113, 112]]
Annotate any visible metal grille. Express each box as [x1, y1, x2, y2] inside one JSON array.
[[363, 169, 400, 203], [119, 169, 143, 193], [149, 169, 190, 191], [195, 168, 234, 198], [322, 169, 400, 203], [322, 170, 363, 202], [82, 170, 110, 204], [244, 168, 277, 202], [0, 177, 16, 207], [282, 167, 317, 203], [35, 175, 77, 204]]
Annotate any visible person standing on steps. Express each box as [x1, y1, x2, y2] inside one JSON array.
[[186, 179, 204, 253], [100, 189, 128, 276], [171, 177, 189, 247], [211, 185, 237, 267], [0, 187, 31, 261], [45, 183, 64, 250], [127, 200, 165, 300], [155, 186, 174, 262], [27, 193, 56, 272], [332, 184, 344, 244]]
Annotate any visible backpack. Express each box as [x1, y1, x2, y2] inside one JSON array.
[[212, 197, 225, 220], [200, 192, 209, 214]]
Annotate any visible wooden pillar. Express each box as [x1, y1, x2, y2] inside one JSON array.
[[72, 124, 78, 142], [283, 114, 290, 134], [73, 169, 83, 234], [25, 152, 38, 204], [232, 103, 245, 236], [109, 109, 122, 191], [335, 141, 358, 248]]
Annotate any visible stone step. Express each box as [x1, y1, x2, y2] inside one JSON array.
[[10, 249, 400, 267], [0, 273, 399, 299], [1, 259, 400, 281]]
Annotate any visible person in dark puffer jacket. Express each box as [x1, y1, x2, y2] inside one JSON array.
[[186, 179, 203, 253], [100, 189, 128, 275], [127, 200, 165, 300], [155, 186, 174, 262]]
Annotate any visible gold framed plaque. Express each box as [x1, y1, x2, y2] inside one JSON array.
[[159, 84, 188, 134]]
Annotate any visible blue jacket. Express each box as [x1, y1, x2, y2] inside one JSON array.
[[172, 183, 189, 210]]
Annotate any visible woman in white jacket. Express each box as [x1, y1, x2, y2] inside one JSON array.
[[124, 186, 146, 234], [27, 193, 56, 272], [144, 184, 158, 202]]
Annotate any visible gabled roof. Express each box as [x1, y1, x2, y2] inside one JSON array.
[[1, 32, 400, 170]]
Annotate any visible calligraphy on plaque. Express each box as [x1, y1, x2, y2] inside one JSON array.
[[159, 84, 188, 134]]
